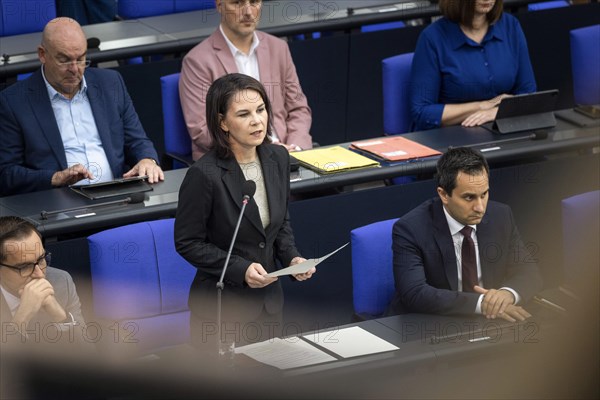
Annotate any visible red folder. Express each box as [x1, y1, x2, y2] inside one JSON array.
[[350, 136, 441, 162]]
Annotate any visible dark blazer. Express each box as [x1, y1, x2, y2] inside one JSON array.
[[1, 267, 86, 344], [0, 68, 158, 196], [174, 144, 300, 322], [388, 197, 542, 316]]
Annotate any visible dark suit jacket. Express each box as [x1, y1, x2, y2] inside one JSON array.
[[0, 68, 158, 196], [388, 197, 542, 315], [174, 144, 300, 322], [1, 267, 86, 344]]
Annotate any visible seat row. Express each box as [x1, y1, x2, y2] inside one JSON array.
[[159, 23, 600, 168], [0, 0, 214, 36]]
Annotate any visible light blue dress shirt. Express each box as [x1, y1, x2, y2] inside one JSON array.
[[42, 67, 114, 184], [409, 13, 537, 131]]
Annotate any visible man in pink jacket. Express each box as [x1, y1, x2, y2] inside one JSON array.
[[179, 0, 313, 160]]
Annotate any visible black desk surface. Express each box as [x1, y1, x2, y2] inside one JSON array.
[[1, 115, 598, 238]]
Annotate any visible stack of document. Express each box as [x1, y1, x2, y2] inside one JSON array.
[[349, 136, 441, 164], [292, 146, 380, 174], [235, 326, 399, 370]]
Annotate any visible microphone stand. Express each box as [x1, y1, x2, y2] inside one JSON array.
[[216, 194, 251, 359]]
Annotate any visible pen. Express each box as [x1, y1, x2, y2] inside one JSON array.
[[534, 296, 567, 312], [468, 336, 491, 343], [480, 146, 501, 152]]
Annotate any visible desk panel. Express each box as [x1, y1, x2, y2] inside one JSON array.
[[6, 307, 592, 399]]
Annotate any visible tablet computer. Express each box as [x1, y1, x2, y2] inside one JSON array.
[[492, 89, 559, 134], [70, 176, 153, 200]]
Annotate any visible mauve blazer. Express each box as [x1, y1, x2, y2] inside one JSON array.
[[179, 29, 312, 160]]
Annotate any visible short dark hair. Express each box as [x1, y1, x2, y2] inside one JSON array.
[[436, 147, 489, 196], [206, 73, 273, 159], [439, 0, 503, 28], [0, 216, 42, 263]]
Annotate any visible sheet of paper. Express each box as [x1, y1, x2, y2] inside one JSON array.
[[303, 326, 399, 358], [234, 337, 337, 370], [266, 242, 348, 277]]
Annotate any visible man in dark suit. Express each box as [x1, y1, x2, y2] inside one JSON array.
[[388, 147, 542, 322], [0, 216, 86, 345], [0, 17, 163, 197]]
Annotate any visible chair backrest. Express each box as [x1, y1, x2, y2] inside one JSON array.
[[0, 0, 56, 37], [160, 73, 192, 168], [88, 219, 197, 352], [118, 0, 214, 19], [118, 0, 174, 18], [382, 52, 414, 135], [561, 190, 600, 288], [570, 24, 600, 105], [175, 0, 215, 13], [527, 1, 569, 11], [351, 218, 398, 318]]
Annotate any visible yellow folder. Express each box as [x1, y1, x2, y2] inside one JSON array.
[[292, 146, 380, 174]]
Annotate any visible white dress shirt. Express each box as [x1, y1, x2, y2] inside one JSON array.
[[443, 206, 520, 313], [220, 25, 286, 144]]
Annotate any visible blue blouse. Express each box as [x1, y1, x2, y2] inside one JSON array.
[[409, 14, 536, 131]]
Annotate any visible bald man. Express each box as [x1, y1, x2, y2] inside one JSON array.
[[0, 18, 164, 196]]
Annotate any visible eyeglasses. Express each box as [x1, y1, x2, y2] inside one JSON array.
[[42, 47, 91, 69], [55, 59, 91, 69], [0, 252, 51, 277]]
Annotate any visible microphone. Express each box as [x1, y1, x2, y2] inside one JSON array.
[[462, 131, 548, 150], [40, 192, 145, 220], [216, 180, 256, 357], [241, 180, 257, 202]]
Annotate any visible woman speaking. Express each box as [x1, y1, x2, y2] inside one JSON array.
[[175, 73, 315, 352]]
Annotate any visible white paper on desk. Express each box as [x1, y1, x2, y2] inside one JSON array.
[[303, 326, 399, 358], [266, 242, 348, 278], [234, 337, 337, 370]]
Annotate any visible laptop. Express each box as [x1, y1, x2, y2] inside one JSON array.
[[488, 89, 559, 134]]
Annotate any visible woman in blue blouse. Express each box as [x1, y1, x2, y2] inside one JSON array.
[[410, 0, 536, 131]]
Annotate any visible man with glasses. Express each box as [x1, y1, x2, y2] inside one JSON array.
[[0, 17, 164, 196], [0, 216, 85, 343], [179, 0, 313, 160]]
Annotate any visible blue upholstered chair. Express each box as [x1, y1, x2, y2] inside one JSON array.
[[160, 73, 193, 169], [570, 24, 600, 106], [382, 53, 414, 135], [88, 219, 197, 354], [561, 190, 600, 288], [527, 1, 569, 11], [0, 0, 56, 36], [351, 218, 398, 320]]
